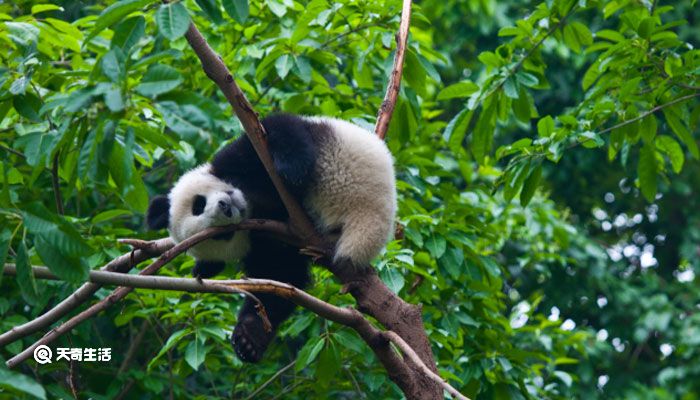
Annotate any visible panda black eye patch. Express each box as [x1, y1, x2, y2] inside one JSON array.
[[192, 195, 207, 215]]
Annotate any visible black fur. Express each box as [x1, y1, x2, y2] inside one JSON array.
[[147, 195, 170, 229], [193, 260, 226, 279], [211, 113, 325, 362], [192, 194, 206, 215]]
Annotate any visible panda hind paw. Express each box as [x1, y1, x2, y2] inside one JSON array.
[[231, 314, 274, 363]]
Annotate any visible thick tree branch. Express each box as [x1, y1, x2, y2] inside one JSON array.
[[384, 331, 470, 400], [374, 0, 412, 139]]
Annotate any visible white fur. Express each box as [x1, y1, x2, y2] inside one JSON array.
[[303, 117, 397, 265], [168, 164, 250, 262]]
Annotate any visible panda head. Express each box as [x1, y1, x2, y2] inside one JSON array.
[[147, 164, 249, 243]]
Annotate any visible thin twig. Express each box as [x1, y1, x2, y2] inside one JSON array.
[[118, 320, 149, 374], [0, 143, 25, 158], [243, 359, 296, 400], [374, 0, 412, 139], [572, 91, 700, 149], [52, 152, 65, 215]]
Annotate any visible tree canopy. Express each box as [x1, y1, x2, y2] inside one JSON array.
[[1, 0, 699, 398]]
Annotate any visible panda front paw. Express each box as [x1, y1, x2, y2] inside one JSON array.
[[192, 260, 225, 279], [231, 314, 274, 363]]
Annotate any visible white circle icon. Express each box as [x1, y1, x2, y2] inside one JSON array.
[[33, 345, 52, 364]]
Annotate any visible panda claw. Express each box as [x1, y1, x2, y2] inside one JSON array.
[[300, 245, 331, 262]]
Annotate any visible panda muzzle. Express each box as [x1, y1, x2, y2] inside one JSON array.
[[218, 200, 233, 217]]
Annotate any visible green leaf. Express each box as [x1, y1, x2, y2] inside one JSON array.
[[0, 369, 46, 400], [136, 65, 183, 97], [275, 54, 292, 79], [92, 209, 131, 224], [656, 135, 684, 173], [34, 236, 88, 283], [15, 239, 40, 306], [425, 234, 447, 258], [445, 108, 473, 154], [148, 329, 192, 370], [512, 87, 533, 122], [222, 0, 249, 23], [520, 162, 542, 206], [293, 56, 312, 83], [554, 371, 573, 388], [185, 335, 207, 371], [638, 143, 657, 202], [87, 0, 154, 43], [437, 81, 478, 101], [31, 4, 63, 14], [563, 22, 593, 53], [112, 16, 146, 52], [21, 203, 92, 257], [102, 48, 125, 83], [104, 87, 125, 112], [503, 77, 519, 99], [537, 116, 555, 137], [637, 17, 655, 39], [316, 341, 341, 385], [156, 2, 190, 41], [295, 337, 324, 372], [640, 114, 657, 143], [438, 247, 464, 279], [380, 267, 405, 293], [195, 0, 223, 24], [663, 107, 699, 159], [472, 100, 496, 163], [504, 160, 530, 202], [13, 93, 42, 122]]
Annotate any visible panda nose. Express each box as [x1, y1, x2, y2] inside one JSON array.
[[218, 200, 232, 217]]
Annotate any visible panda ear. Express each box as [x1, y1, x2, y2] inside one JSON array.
[[147, 195, 170, 230]]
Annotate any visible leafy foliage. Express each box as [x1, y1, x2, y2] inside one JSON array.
[[0, 0, 699, 399]]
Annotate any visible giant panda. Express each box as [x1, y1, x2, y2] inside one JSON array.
[[146, 113, 396, 362]]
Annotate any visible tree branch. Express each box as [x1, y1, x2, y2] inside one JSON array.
[[51, 152, 64, 215], [0, 219, 292, 349], [183, 24, 319, 244], [3, 264, 470, 400], [374, 0, 412, 139], [384, 331, 470, 400], [3, 221, 290, 368]]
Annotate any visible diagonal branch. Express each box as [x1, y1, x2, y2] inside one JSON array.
[[183, 24, 319, 243], [374, 0, 412, 139]]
